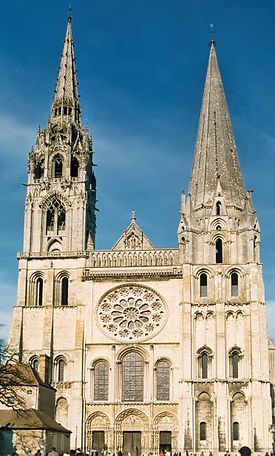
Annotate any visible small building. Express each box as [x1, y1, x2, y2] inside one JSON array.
[[0, 363, 71, 455]]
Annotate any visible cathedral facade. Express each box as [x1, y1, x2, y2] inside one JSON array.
[[9, 17, 273, 455]]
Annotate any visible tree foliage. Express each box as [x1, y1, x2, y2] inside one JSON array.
[[0, 327, 27, 410]]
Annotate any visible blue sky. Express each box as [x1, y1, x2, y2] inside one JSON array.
[[0, 0, 274, 339]]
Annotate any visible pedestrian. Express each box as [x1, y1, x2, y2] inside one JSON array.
[[35, 450, 42, 456], [48, 448, 59, 456], [76, 449, 84, 456], [26, 451, 33, 456]]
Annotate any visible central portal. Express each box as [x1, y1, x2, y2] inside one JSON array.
[[123, 431, 141, 456]]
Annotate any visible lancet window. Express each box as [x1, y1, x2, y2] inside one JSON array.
[[61, 277, 69, 306], [200, 421, 207, 440], [198, 347, 212, 379], [94, 361, 109, 401], [122, 352, 144, 402], [200, 273, 208, 297], [216, 238, 223, 263], [231, 351, 240, 378], [53, 154, 63, 178], [231, 272, 239, 297], [35, 277, 43, 306], [56, 358, 65, 382], [156, 360, 170, 401], [216, 201, 222, 215], [34, 159, 44, 179], [233, 421, 239, 440], [71, 156, 79, 178], [46, 198, 66, 234]]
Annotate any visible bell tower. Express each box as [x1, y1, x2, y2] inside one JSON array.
[[24, 15, 96, 255]]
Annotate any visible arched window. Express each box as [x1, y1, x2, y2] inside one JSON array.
[[34, 160, 44, 179], [201, 353, 208, 379], [36, 278, 43, 306], [231, 352, 240, 378], [61, 277, 69, 306], [231, 273, 239, 297], [216, 201, 222, 215], [53, 154, 63, 178], [30, 357, 39, 372], [156, 360, 170, 401], [71, 156, 79, 178], [122, 352, 144, 402], [200, 273, 208, 297], [94, 361, 109, 401], [46, 198, 66, 234], [200, 421, 207, 440], [57, 359, 65, 382], [233, 421, 239, 440], [216, 238, 223, 263]]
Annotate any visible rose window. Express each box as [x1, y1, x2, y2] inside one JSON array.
[[97, 284, 167, 341]]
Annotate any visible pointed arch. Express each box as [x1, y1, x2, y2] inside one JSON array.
[[44, 196, 66, 235], [52, 153, 64, 178]]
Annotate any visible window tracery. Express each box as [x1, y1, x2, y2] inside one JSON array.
[[122, 352, 144, 402], [53, 154, 63, 178], [94, 361, 109, 401], [46, 198, 66, 234], [156, 360, 170, 401], [97, 284, 167, 342]]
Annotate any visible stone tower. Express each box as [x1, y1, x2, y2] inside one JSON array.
[[9, 20, 272, 455], [24, 14, 96, 256]]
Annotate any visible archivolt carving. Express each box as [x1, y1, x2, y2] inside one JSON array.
[[97, 284, 167, 342], [115, 409, 149, 427], [86, 411, 110, 428], [154, 412, 178, 430]]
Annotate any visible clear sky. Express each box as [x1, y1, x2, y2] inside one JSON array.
[[0, 1, 274, 339]]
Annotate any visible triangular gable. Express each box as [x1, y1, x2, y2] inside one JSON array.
[[112, 211, 154, 251]]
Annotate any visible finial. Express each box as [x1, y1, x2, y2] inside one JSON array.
[[209, 23, 216, 47], [131, 209, 136, 223]]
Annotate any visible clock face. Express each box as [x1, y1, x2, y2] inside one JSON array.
[[97, 284, 168, 342]]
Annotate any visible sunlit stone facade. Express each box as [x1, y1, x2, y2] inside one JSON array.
[[9, 17, 273, 455]]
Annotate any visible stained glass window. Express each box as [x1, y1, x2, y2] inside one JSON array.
[[94, 361, 109, 401], [122, 352, 144, 402], [156, 360, 170, 401]]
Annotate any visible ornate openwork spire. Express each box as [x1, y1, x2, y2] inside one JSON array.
[[50, 16, 81, 125], [188, 41, 246, 208]]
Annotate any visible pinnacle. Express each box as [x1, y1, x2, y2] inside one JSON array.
[[188, 43, 246, 208]]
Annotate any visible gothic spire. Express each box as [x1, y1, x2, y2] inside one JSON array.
[[188, 41, 246, 208], [50, 15, 81, 125]]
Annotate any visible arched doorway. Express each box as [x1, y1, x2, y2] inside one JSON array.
[[115, 409, 149, 456]]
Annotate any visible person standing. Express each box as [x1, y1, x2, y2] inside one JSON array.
[[48, 448, 59, 456]]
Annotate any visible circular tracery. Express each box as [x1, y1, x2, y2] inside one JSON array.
[[97, 284, 167, 341]]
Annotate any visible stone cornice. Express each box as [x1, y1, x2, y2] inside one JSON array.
[[17, 251, 88, 260], [82, 268, 183, 281]]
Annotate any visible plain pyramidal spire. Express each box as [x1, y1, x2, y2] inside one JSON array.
[[50, 15, 81, 124], [188, 41, 247, 208]]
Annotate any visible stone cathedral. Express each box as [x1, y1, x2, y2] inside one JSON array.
[[9, 16, 273, 455]]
